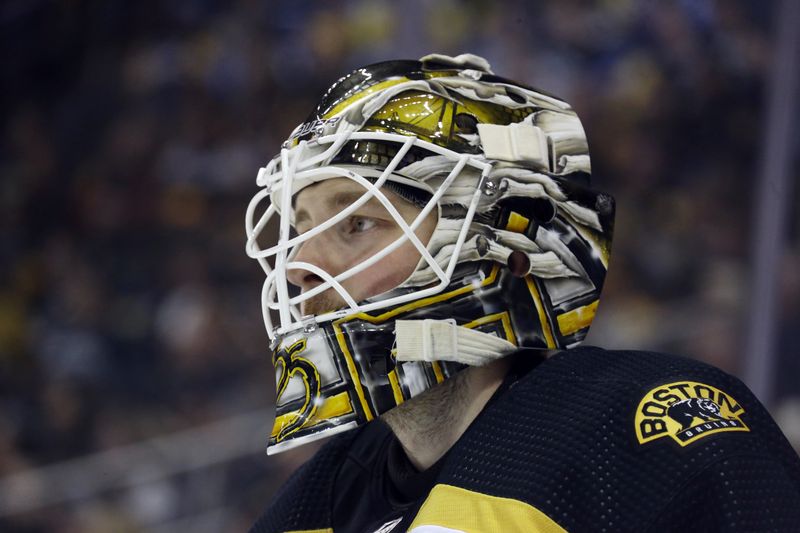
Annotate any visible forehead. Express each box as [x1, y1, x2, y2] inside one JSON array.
[[294, 177, 370, 209], [293, 177, 416, 220], [293, 178, 389, 228]]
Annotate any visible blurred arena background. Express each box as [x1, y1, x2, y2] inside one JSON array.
[[1, 0, 798, 531]]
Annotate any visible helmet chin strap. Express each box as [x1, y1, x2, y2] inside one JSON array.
[[395, 319, 517, 367]]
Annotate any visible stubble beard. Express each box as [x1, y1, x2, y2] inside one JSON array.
[[300, 289, 347, 317], [380, 367, 472, 451]]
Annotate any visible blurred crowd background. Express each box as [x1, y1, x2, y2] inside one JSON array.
[[1, 0, 798, 531]]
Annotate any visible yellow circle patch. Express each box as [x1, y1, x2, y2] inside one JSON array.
[[635, 381, 749, 446]]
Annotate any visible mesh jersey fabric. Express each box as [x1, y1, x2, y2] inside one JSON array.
[[330, 419, 448, 532], [249, 346, 800, 533]]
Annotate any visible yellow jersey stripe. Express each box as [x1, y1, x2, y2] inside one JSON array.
[[409, 484, 567, 533]]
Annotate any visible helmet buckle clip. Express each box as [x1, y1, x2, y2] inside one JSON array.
[[482, 180, 498, 196], [301, 315, 318, 334]]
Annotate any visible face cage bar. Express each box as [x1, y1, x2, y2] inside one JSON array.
[[245, 131, 492, 342]]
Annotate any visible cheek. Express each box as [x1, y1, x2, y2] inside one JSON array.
[[343, 239, 422, 301]]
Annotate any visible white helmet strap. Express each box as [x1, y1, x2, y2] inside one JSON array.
[[395, 319, 517, 367]]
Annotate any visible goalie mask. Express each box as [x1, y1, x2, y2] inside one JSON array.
[[246, 54, 615, 454]]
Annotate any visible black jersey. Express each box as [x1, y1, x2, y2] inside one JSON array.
[[250, 346, 800, 532]]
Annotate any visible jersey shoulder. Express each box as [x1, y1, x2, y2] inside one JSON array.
[[536, 344, 737, 385], [432, 346, 800, 532]]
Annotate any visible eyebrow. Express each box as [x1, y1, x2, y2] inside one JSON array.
[[294, 190, 384, 227]]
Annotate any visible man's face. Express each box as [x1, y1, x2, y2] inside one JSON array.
[[289, 178, 438, 315]]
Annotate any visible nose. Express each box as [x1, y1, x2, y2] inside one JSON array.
[[285, 238, 328, 291]]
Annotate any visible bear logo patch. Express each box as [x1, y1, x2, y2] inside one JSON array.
[[635, 381, 749, 446]]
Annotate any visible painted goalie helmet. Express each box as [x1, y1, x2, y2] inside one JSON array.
[[246, 54, 615, 454]]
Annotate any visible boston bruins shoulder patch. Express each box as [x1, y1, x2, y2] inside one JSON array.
[[635, 381, 750, 446]]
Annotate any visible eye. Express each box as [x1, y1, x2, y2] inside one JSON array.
[[346, 216, 378, 234]]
